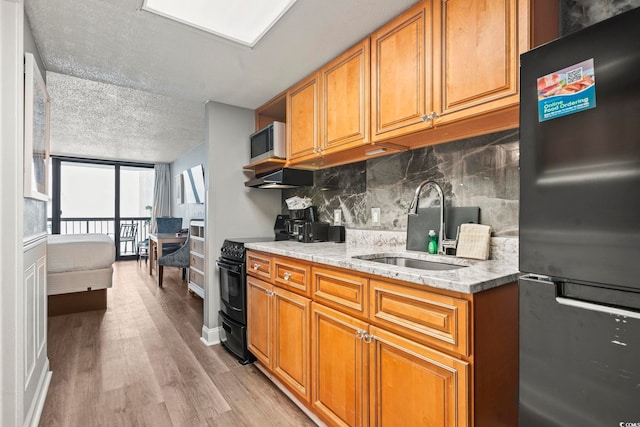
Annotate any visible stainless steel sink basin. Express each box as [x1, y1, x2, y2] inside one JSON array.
[[354, 256, 467, 271]]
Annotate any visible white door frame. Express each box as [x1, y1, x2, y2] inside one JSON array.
[[0, 1, 26, 426]]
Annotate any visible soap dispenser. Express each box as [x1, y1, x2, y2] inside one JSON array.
[[427, 229, 438, 254]]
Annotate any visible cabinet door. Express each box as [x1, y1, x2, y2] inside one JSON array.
[[371, 1, 435, 142], [369, 326, 469, 427], [320, 39, 370, 153], [287, 73, 320, 161], [272, 286, 312, 403], [312, 303, 368, 427], [247, 276, 273, 367], [436, 0, 518, 123]]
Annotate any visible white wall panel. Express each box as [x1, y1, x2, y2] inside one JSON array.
[[22, 235, 50, 427]]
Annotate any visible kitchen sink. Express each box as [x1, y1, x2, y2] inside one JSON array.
[[353, 255, 467, 271]]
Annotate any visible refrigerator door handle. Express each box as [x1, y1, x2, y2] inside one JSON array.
[[555, 296, 640, 320]]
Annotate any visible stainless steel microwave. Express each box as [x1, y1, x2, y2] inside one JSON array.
[[250, 121, 286, 163]]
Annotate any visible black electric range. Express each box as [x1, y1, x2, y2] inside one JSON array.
[[217, 237, 274, 364]]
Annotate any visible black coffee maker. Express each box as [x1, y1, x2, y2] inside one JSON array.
[[274, 214, 289, 241], [284, 206, 329, 243]]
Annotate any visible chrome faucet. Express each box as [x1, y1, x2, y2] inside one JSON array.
[[408, 180, 457, 255]]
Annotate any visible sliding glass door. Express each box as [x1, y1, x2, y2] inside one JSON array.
[[50, 158, 154, 260], [119, 166, 154, 256]]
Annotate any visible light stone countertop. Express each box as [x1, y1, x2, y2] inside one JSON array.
[[244, 237, 520, 294]]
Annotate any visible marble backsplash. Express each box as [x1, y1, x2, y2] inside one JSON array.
[[283, 129, 520, 236], [560, 0, 640, 35]]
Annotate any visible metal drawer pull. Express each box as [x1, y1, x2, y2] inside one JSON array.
[[363, 333, 375, 344], [283, 272, 291, 281], [355, 329, 365, 339], [253, 263, 260, 270]]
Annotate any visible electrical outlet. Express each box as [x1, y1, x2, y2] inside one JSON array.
[[333, 209, 342, 226], [371, 207, 381, 226]]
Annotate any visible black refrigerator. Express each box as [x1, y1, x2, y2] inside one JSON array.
[[519, 7, 640, 427]]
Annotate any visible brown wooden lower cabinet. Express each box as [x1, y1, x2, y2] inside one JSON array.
[[312, 302, 470, 427], [312, 303, 369, 427], [247, 275, 312, 404], [272, 286, 311, 403], [247, 276, 272, 366], [246, 251, 517, 427], [369, 325, 469, 427]]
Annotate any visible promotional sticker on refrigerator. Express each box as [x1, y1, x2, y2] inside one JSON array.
[[537, 58, 596, 122]]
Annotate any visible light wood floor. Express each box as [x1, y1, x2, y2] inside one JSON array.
[[39, 261, 315, 427]]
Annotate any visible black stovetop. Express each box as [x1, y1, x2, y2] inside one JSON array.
[[220, 237, 275, 262]]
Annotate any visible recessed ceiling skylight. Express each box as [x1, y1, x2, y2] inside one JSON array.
[[142, 0, 298, 47]]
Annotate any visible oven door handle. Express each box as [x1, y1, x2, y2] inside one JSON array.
[[216, 259, 243, 273]]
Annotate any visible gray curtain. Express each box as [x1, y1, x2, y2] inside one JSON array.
[[151, 163, 171, 233]]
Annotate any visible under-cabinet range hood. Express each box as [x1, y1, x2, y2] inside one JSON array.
[[245, 168, 314, 189]]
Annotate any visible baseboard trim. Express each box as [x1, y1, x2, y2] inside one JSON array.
[[254, 362, 326, 427], [200, 325, 221, 346], [26, 359, 52, 427]]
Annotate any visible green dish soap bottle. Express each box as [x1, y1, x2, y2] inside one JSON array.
[[427, 229, 438, 254]]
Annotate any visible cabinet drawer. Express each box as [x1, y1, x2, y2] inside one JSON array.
[[190, 238, 204, 254], [312, 266, 368, 320], [274, 257, 311, 297], [190, 253, 204, 272], [369, 280, 469, 356], [247, 252, 272, 281], [189, 268, 204, 287]]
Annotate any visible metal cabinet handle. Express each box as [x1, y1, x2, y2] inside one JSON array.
[[430, 111, 440, 120], [355, 329, 365, 339], [283, 272, 291, 281], [421, 114, 431, 122], [363, 333, 375, 344], [253, 263, 260, 270]]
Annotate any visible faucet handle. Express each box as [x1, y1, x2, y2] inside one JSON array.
[[439, 225, 460, 255]]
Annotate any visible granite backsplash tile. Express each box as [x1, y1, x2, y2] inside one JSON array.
[[283, 129, 520, 236]]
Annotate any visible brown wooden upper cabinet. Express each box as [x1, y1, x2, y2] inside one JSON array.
[[435, 0, 520, 125], [372, 0, 521, 143], [287, 73, 320, 162], [320, 39, 370, 155], [288, 39, 371, 165], [261, 0, 555, 168], [371, 1, 435, 142]]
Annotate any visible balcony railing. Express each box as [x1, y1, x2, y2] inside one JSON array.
[[47, 217, 151, 257]]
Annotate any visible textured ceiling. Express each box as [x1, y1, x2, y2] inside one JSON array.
[[47, 72, 205, 163], [25, 0, 418, 109], [25, 0, 417, 163]]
